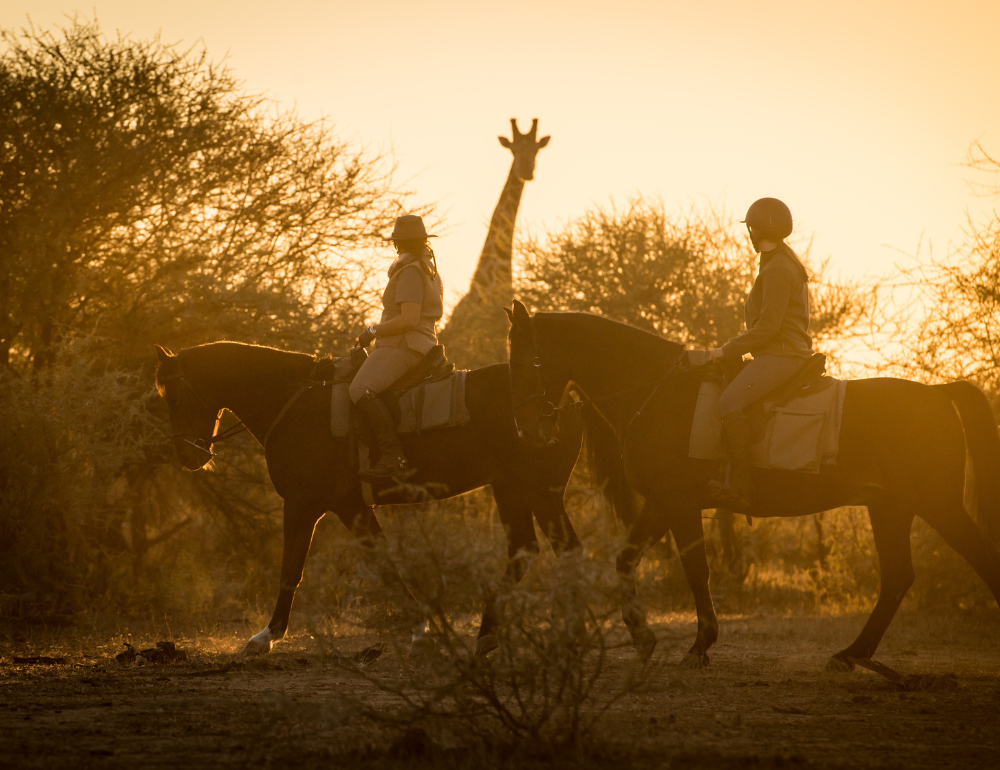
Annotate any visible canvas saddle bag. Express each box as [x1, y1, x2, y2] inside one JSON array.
[[687, 352, 847, 474]]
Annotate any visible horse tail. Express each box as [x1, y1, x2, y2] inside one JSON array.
[[581, 402, 641, 529], [934, 381, 1000, 541]]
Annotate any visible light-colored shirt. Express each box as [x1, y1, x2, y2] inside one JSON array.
[[375, 250, 444, 354]]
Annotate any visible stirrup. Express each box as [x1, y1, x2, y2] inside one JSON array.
[[708, 479, 750, 514], [359, 460, 414, 484]]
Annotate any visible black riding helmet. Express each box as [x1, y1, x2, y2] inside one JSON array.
[[742, 198, 792, 251]]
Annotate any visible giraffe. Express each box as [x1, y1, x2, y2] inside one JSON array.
[[438, 118, 550, 369]]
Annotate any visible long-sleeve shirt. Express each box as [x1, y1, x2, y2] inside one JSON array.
[[721, 245, 813, 360]]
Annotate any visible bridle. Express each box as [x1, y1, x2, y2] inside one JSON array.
[[160, 361, 328, 464], [511, 316, 707, 448], [159, 370, 248, 461], [511, 317, 562, 440]]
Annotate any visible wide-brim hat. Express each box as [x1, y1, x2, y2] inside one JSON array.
[[383, 214, 438, 241]]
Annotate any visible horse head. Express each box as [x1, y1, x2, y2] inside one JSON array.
[[504, 300, 563, 447], [154, 345, 222, 470]]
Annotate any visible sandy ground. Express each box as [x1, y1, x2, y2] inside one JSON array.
[[1, 610, 998, 769]]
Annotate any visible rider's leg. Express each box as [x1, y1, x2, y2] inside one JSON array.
[[349, 346, 424, 481], [710, 354, 804, 511]]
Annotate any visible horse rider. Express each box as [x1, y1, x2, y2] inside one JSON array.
[[707, 197, 813, 511], [350, 214, 444, 482]]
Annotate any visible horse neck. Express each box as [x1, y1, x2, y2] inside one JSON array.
[[543, 317, 681, 435], [186, 343, 313, 444]]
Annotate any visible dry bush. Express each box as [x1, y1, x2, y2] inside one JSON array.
[[295, 487, 646, 754], [0, 335, 159, 618]]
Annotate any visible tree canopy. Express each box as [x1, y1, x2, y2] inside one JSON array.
[[0, 19, 407, 372]]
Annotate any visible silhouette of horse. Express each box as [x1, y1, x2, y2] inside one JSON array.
[[505, 301, 1000, 669], [154, 341, 634, 656]]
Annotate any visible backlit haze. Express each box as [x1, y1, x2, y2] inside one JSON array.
[[6, 0, 1000, 315]]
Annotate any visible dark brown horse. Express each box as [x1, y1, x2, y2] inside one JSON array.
[[154, 341, 634, 656], [506, 301, 1000, 669]]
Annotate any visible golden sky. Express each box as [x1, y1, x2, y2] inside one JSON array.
[[5, 1, 1000, 311]]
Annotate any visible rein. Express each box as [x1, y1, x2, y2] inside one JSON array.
[[515, 317, 708, 448], [162, 365, 330, 457]]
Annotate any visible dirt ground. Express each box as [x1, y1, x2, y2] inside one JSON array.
[[1, 610, 998, 769]]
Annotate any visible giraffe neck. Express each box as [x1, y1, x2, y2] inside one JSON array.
[[468, 163, 525, 303]]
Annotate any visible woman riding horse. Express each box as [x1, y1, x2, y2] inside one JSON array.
[[352, 215, 445, 482], [708, 197, 813, 512]]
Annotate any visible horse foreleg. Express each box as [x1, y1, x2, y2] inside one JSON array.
[[477, 484, 539, 656], [531, 487, 582, 553], [828, 506, 914, 671], [668, 501, 718, 669], [615, 498, 670, 663], [242, 500, 323, 658]]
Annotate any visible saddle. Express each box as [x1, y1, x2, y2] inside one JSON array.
[[313, 344, 455, 393], [728, 353, 832, 441], [324, 345, 469, 440], [687, 352, 847, 473]]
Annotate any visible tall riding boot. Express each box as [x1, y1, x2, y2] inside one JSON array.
[[708, 412, 753, 513], [355, 393, 413, 482]]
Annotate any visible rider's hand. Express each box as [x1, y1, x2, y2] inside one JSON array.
[[358, 325, 378, 348], [709, 348, 725, 362]]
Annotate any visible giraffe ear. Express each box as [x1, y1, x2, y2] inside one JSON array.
[[537, 135, 550, 148], [503, 306, 514, 325], [498, 136, 513, 149]]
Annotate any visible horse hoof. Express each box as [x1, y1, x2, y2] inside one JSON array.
[[631, 627, 657, 664], [679, 650, 709, 669], [825, 655, 854, 673], [240, 638, 271, 659], [408, 635, 436, 659], [475, 634, 499, 657]]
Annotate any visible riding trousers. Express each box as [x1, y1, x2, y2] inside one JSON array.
[[718, 354, 806, 416], [349, 345, 425, 403]]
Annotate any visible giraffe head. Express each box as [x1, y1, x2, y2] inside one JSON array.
[[499, 118, 550, 182]]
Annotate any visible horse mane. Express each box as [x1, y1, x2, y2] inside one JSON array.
[[533, 311, 684, 358], [176, 341, 317, 389]]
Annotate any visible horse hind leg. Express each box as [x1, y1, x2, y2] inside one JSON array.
[[339, 505, 432, 655], [919, 502, 1000, 605], [828, 505, 915, 671]]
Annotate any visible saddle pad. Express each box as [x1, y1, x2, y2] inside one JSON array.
[[330, 370, 471, 438], [688, 377, 847, 473]]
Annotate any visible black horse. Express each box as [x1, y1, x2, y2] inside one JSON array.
[[154, 341, 633, 656], [505, 301, 1000, 669]]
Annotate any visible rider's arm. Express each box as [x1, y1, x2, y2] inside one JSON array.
[[371, 265, 424, 338], [719, 263, 795, 359], [374, 302, 421, 336]]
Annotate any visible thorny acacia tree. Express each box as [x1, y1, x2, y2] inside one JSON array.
[[0, 20, 413, 617], [901, 143, 1000, 407], [0, 19, 403, 372]]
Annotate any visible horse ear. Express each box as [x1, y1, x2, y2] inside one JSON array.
[[154, 345, 174, 364], [502, 306, 514, 325], [512, 299, 530, 323]]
